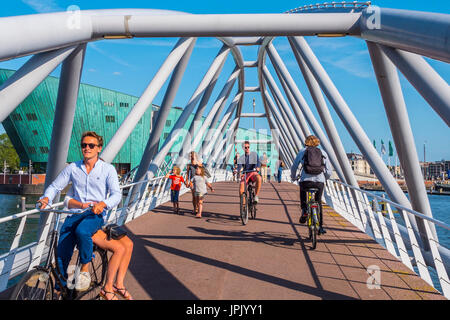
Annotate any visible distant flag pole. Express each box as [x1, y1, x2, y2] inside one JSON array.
[[381, 139, 386, 164], [388, 140, 394, 175]]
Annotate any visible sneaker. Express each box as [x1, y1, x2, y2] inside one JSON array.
[[75, 271, 91, 291], [299, 211, 308, 224], [253, 196, 259, 203], [318, 227, 327, 235]]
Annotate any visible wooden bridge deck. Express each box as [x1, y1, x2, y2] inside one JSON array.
[[120, 181, 445, 300]]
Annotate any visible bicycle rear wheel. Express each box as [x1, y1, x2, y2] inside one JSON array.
[[240, 193, 248, 225], [310, 207, 318, 250], [10, 268, 54, 300], [250, 190, 257, 219]]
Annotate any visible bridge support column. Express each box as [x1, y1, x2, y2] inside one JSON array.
[[263, 67, 306, 150], [209, 116, 239, 167], [367, 41, 437, 246], [266, 43, 346, 182], [379, 46, 450, 127], [202, 92, 242, 164], [196, 68, 240, 158], [146, 45, 231, 177], [262, 68, 303, 152], [45, 44, 86, 188], [266, 45, 312, 138], [266, 116, 291, 167], [0, 46, 76, 122], [263, 90, 298, 161], [101, 37, 196, 164], [288, 37, 358, 188], [38, 43, 86, 250], [133, 38, 196, 184], [176, 49, 229, 169], [266, 109, 294, 166]]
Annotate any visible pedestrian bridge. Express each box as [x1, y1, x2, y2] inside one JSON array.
[[0, 2, 449, 300], [0, 171, 448, 300]]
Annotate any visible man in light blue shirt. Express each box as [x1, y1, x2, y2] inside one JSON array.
[[291, 135, 333, 235], [38, 131, 121, 291]]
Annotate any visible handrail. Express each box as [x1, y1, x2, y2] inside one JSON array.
[[330, 179, 450, 231], [0, 201, 64, 224]]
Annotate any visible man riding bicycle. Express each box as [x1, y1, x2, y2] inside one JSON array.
[[37, 131, 121, 292], [237, 140, 262, 203], [290, 135, 332, 235]]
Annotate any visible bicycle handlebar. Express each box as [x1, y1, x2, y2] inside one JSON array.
[[36, 204, 93, 214]]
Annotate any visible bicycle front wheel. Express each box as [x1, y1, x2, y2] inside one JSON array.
[[10, 268, 54, 300], [240, 193, 248, 225]]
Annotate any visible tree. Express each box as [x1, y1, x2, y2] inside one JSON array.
[[0, 133, 20, 172]]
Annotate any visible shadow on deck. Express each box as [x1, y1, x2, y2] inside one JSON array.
[[121, 181, 445, 300]]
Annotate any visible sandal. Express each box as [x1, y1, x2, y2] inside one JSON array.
[[113, 285, 134, 300], [99, 287, 119, 300]]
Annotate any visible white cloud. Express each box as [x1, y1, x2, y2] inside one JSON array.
[[22, 0, 63, 13], [113, 71, 121, 76], [89, 43, 135, 69], [322, 50, 373, 79]]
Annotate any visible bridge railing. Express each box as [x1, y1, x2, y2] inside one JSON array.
[[279, 169, 450, 297], [324, 178, 450, 298], [0, 168, 233, 293]]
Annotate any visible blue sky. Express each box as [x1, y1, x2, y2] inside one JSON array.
[[0, 0, 449, 162]]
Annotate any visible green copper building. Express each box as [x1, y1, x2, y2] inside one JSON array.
[[0, 68, 278, 174]]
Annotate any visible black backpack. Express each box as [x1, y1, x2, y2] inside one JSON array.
[[302, 146, 325, 175]]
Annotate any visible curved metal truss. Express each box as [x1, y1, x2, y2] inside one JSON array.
[[0, 4, 449, 296]]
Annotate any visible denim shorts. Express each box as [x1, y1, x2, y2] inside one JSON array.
[[171, 189, 180, 203], [194, 191, 205, 199]]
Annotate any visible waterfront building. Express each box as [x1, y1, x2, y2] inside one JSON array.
[[346, 152, 373, 177], [427, 161, 450, 180], [0, 68, 277, 175]]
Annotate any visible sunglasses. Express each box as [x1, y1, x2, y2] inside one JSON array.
[[244, 146, 250, 149], [81, 143, 99, 149]]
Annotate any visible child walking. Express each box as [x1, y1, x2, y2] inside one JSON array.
[[165, 166, 186, 214], [189, 166, 214, 218]]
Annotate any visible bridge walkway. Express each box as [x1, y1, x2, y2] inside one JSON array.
[[121, 181, 445, 300]]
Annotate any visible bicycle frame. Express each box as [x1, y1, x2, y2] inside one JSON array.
[[305, 189, 320, 249], [306, 190, 320, 228], [240, 169, 257, 197]]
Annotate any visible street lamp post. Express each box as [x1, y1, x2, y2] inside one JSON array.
[[28, 160, 32, 184]]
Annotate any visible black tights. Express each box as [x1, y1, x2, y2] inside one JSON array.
[[299, 181, 324, 227]]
